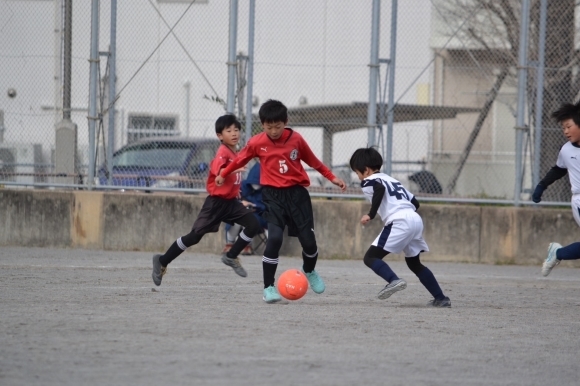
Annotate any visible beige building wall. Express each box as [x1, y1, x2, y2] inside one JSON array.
[[430, 49, 522, 198]]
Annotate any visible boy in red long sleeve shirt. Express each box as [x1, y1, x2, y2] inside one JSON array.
[[216, 99, 346, 303], [151, 114, 261, 286]]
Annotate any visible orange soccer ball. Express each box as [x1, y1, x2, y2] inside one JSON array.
[[277, 269, 309, 300]]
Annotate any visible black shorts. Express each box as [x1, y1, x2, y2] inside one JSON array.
[[262, 185, 314, 239], [191, 196, 253, 235]]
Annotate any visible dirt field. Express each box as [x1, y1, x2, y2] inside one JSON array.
[[1, 246, 579, 385]]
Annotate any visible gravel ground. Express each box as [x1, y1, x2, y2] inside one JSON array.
[[1, 246, 579, 386]]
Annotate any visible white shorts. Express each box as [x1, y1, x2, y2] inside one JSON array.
[[372, 211, 429, 257], [571, 194, 580, 227]]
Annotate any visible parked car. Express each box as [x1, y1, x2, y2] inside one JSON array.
[[96, 137, 220, 191]]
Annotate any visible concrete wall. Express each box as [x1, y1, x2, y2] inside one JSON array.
[[1, 189, 578, 266]]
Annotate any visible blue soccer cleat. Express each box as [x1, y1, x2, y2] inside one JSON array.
[[263, 285, 282, 303], [302, 269, 325, 294]]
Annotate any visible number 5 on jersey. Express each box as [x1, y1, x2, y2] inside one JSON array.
[[279, 160, 288, 174]]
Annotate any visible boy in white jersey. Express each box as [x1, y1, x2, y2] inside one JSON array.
[[532, 102, 580, 276], [349, 147, 451, 307]]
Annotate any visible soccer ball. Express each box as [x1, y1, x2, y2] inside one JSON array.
[[277, 269, 309, 300]]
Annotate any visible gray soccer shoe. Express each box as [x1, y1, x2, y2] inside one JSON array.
[[152, 254, 167, 286], [377, 278, 407, 299], [427, 296, 451, 307], [221, 254, 247, 277]]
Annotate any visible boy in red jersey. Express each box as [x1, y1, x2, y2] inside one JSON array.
[[215, 99, 347, 303], [151, 114, 261, 286]]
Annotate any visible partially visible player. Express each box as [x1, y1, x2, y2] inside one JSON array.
[[222, 161, 267, 255], [349, 147, 451, 307], [151, 114, 261, 286], [215, 99, 347, 303], [532, 101, 580, 276]]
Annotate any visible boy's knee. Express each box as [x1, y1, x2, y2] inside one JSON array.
[[405, 255, 425, 275], [364, 246, 386, 268], [363, 253, 376, 268], [181, 231, 203, 247], [301, 240, 317, 256], [297, 230, 317, 255], [243, 219, 262, 238], [266, 231, 283, 249]]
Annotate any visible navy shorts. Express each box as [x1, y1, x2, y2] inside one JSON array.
[[191, 196, 253, 235], [262, 185, 314, 241]]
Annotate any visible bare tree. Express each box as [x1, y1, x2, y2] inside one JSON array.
[[435, 0, 577, 199]]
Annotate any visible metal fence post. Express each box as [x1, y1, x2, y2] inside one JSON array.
[[514, 0, 530, 205], [226, 0, 238, 114], [385, 0, 398, 175], [532, 0, 548, 188], [245, 0, 256, 144], [367, 0, 380, 148]]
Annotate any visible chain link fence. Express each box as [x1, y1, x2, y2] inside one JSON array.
[[1, 0, 578, 204]]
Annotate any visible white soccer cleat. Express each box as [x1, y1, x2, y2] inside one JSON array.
[[542, 242, 562, 277]]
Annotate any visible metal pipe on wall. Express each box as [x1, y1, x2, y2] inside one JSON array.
[[63, 0, 72, 120], [107, 0, 117, 185], [87, 0, 100, 189], [53, 0, 63, 124], [184, 81, 191, 137]]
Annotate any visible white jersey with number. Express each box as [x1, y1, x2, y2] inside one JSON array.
[[361, 172, 428, 256], [361, 172, 417, 225], [556, 142, 580, 194]]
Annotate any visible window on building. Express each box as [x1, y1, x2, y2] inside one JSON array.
[[127, 114, 179, 143]]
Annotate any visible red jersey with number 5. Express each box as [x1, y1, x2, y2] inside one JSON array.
[[220, 128, 336, 188], [206, 144, 242, 199]]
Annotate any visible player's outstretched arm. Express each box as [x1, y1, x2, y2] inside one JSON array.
[[531, 184, 545, 203], [531, 165, 567, 203], [331, 177, 347, 191]]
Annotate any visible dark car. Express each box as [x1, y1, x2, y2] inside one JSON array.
[[96, 137, 220, 190]]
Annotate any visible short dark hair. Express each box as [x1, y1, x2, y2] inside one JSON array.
[[215, 114, 241, 134], [349, 147, 383, 173], [259, 99, 288, 123], [551, 102, 580, 126]]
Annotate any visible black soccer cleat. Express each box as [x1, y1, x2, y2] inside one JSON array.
[[427, 296, 451, 307]]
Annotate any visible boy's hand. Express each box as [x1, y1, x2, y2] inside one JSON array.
[[331, 177, 347, 191], [532, 184, 545, 203], [360, 214, 371, 225], [241, 200, 255, 208], [215, 175, 225, 186]]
